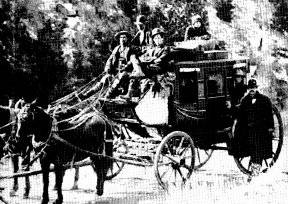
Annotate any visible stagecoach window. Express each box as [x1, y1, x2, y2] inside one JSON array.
[[227, 77, 233, 95], [198, 81, 204, 97], [179, 72, 198, 102], [207, 73, 223, 97]]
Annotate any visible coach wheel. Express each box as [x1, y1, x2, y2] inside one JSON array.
[[154, 131, 195, 190], [105, 139, 128, 180], [234, 105, 284, 175], [194, 148, 214, 170]]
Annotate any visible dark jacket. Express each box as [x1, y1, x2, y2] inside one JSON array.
[[140, 46, 170, 77], [184, 25, 210, 41], [104, 45, 135, 75], [232, 91, 274, 158], [230, 83, 247, 106]]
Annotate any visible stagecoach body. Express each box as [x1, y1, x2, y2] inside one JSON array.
[[171, 56, 250, 146], [97, 49, 282, 190]]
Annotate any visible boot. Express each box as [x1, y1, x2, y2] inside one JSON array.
[[105, 78, 121, 99], [247, 163, 261, 182], [120, 80, 135, 100]]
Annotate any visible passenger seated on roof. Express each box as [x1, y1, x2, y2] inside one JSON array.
[[118, 27, 172, 100], [184, 14, 210, 41]]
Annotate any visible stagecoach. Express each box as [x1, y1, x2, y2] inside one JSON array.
[[99, 48, 284, 189], [0, 48, 284, 196]]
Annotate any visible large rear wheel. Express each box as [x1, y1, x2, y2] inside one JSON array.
[[234, 105, 284, 174], [154, 131, 195, 190]]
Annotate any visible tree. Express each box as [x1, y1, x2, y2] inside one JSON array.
[[214, 0, 234, 23], [269, 0, 288, 34], [147, 0, 208, 44]]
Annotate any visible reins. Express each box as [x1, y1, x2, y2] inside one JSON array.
[[51, 134, 108, 159], [0, 121, 16, 131]]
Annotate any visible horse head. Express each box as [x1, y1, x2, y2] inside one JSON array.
[[16, 101, 53, 147]]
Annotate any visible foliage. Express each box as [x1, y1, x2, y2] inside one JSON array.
[[1, 0, 288, 106], [147, 0, 207, 44], [214, 0, 234, 23], [269, 0, 288, 35]]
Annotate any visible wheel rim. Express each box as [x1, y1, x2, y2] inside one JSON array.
[[105, 139, 128, 180], [234, 105, 284, 175], [154, 131, 195, 190], [194, 147, 213, 170]]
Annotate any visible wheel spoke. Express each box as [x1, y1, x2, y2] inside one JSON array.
[[165, 143, 173, 156], [177, 167, 186, 182], [182, 163, 192, 170], [115, 162, 120, 169], [174, 169, 177, 183], [181, 155, 193, 160], [176, 137, 185, 154], [264, 159, 269, 167], [178, 144, 191, 156], [204, 150, 210, 156], [160, 167, 171, 180], [158, 161, 173, 166], [196, 148, 201, 164], [163, 154, 178, 164]]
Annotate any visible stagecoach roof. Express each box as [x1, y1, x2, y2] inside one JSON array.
[[175, 57, 249, 67]]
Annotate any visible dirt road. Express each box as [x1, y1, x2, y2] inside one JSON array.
[[1, 112, 288, 204]]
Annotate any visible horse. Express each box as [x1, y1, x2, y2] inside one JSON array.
[[16, 102, 113, 204], [0, 105, 31, 198]]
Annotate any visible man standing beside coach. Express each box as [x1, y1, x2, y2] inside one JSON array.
[[233, 79, 274, 181]]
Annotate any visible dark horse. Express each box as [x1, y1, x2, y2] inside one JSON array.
[[0, 105, 31, 198], [17, 103, 113, 204]]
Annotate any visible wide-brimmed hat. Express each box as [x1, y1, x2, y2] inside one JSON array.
[[247, 79, 258, 89], [190, 14, 202, 24], [151, 28, 165, 38], [134, 15, 147, 25], [114, 31, 131, 40], [234, 69, 245, 76]]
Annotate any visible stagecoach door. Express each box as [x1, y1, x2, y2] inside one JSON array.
[[206, 66, 231, 136]]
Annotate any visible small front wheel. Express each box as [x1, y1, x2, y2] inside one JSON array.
[[154, 131, 195, 190], [105, 139, 128, 180], [194, 147, 213, 170]]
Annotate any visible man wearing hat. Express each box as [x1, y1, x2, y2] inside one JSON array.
[[104, 30, 146, 99], [118, 27, 171, 100], [138, 27, 170, 77], [131, 15, 152, 52], [83, 31, 141, 98], [233, 79, 274, 181], [230, 67, 247, 107]]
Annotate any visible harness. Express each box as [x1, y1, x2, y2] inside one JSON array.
[[25, 113, 113, 170]]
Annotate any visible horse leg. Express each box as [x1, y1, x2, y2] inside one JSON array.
[[10, 156, 19, 197], [23, 154, 31, 199], [23, 172, 30, 199], [91, 157, 108, 196], [53, 164, 64, 204], [71, 167, 79, 190], [41, 160, 50, 204]]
